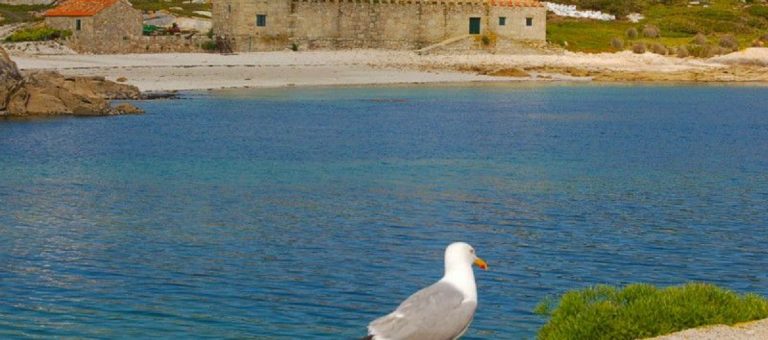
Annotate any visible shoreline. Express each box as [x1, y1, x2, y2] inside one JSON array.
[[10, 49, 768, 92]]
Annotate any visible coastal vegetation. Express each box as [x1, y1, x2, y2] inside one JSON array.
[[548, 0, 768, 53], [130, 0, 211, 18], [4, 25, 70, 42], [535, 283, 768, 340], [0, 4, 50, 25]]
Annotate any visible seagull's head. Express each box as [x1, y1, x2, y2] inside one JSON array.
[[445, 242, 488, 271]]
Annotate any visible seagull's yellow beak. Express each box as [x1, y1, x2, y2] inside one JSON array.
[[474, 258, 488, 270]]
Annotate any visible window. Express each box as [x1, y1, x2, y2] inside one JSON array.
[[75, 19, 81, 31], [469, 17, 481, 35], [526, 17, 533, 27], [499, 17, 506, 26], [256, 14, 267, 27]]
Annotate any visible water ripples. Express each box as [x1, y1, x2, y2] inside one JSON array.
[[1, 84, 767, 338]]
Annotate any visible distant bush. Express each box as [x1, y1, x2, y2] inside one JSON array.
[[642, 24, 660, 38], [689, 44, 729, 58], [692, 33, 708, 45], [536, 283, 768, 340], [748, 5, 768, 19], [649, 43, 668, 55], [631, 42, 646, 54], [200, 40, 217, 51], [676, 45, 689, 58], [610, 37, 624, 50], [719, 34, 739, 50], [626, 27, 639, 39], [481, 35, 491, 46]]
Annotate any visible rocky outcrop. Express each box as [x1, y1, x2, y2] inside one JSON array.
[[0, 47, 23, 111], [0, 47, 143, 117]]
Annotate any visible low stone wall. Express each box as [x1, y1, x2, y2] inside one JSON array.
[[65, 34, 211, 54]]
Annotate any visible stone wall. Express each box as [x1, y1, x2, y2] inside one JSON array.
[[212, 0, 547, 52], [45, 0, 142, 54]]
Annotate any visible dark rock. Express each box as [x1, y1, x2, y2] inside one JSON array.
[[141, 91, 178, 100]]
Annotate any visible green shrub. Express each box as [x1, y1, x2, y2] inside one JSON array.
[[626, 27, 639, 39], [481, 35, 491, 46], [632, 42, 646, 54], [5, 26, 71, 42], [649, 43, 668, 55], [610, 37, 624, 50], [692, 33, 708, 45], [536, 283, 768, 340], [719, 34, 738, 50], [200, 40, 217, 51], [676, 45, 689, 58], [688, 44, 717, 58], [642, 24, 660, 38]]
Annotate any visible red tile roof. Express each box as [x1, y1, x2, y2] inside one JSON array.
[[44, 0, 119, 17]]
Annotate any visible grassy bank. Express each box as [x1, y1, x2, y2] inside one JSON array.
[[535, 283, 768, 340], [547, 0, 768, 53], [0, 4, 51, 25], [131, 0, 211, 18]]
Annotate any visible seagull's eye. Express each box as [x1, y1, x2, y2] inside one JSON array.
[[470, 249, 475, 254]]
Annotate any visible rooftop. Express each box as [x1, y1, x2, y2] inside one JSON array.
[[44, 0, 119, 17]]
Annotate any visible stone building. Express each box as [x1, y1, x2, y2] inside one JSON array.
[[212, 0, 547, 52], [44, 0, 143, 53]]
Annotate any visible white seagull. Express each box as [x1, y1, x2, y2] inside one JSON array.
[[365, 242, 488, 340]]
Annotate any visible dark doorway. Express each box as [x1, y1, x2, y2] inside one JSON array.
[[469, 17, 481, 35]]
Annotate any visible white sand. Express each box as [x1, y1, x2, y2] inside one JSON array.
[[650, 318, 768, 340], [11, 50, 729, 92], [710, 47, 768, 66]]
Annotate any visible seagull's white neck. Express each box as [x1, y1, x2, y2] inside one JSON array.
[[441, 262, 477, 302]]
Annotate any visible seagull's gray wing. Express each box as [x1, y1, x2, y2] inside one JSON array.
[[368, 281, 477, 340]]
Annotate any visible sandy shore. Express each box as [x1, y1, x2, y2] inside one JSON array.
[[650, 318, 768, 340], [11, 49, 768, 92]]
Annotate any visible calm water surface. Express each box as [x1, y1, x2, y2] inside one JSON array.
[[1, 84, 767, 339]]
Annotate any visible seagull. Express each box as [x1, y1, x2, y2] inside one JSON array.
[[364, 242, 488, 340]]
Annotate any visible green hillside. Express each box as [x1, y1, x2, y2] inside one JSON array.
[[547, 0, 768, 56], [0, 4, 51, 25], [130, 0, 211, 18], [548, 0, 768, 53]]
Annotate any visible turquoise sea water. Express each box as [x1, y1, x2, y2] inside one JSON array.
[[1, 84, 767, 339]]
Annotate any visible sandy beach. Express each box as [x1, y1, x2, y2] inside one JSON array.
[[11, 49, 768, 92], [650, 318, 768, 340]]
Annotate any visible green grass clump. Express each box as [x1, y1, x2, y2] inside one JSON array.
[[0, 4, 51, 24], [5, 26, 71, 42], [131, 0, 211, 18], [536, 283, 768, 340]]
